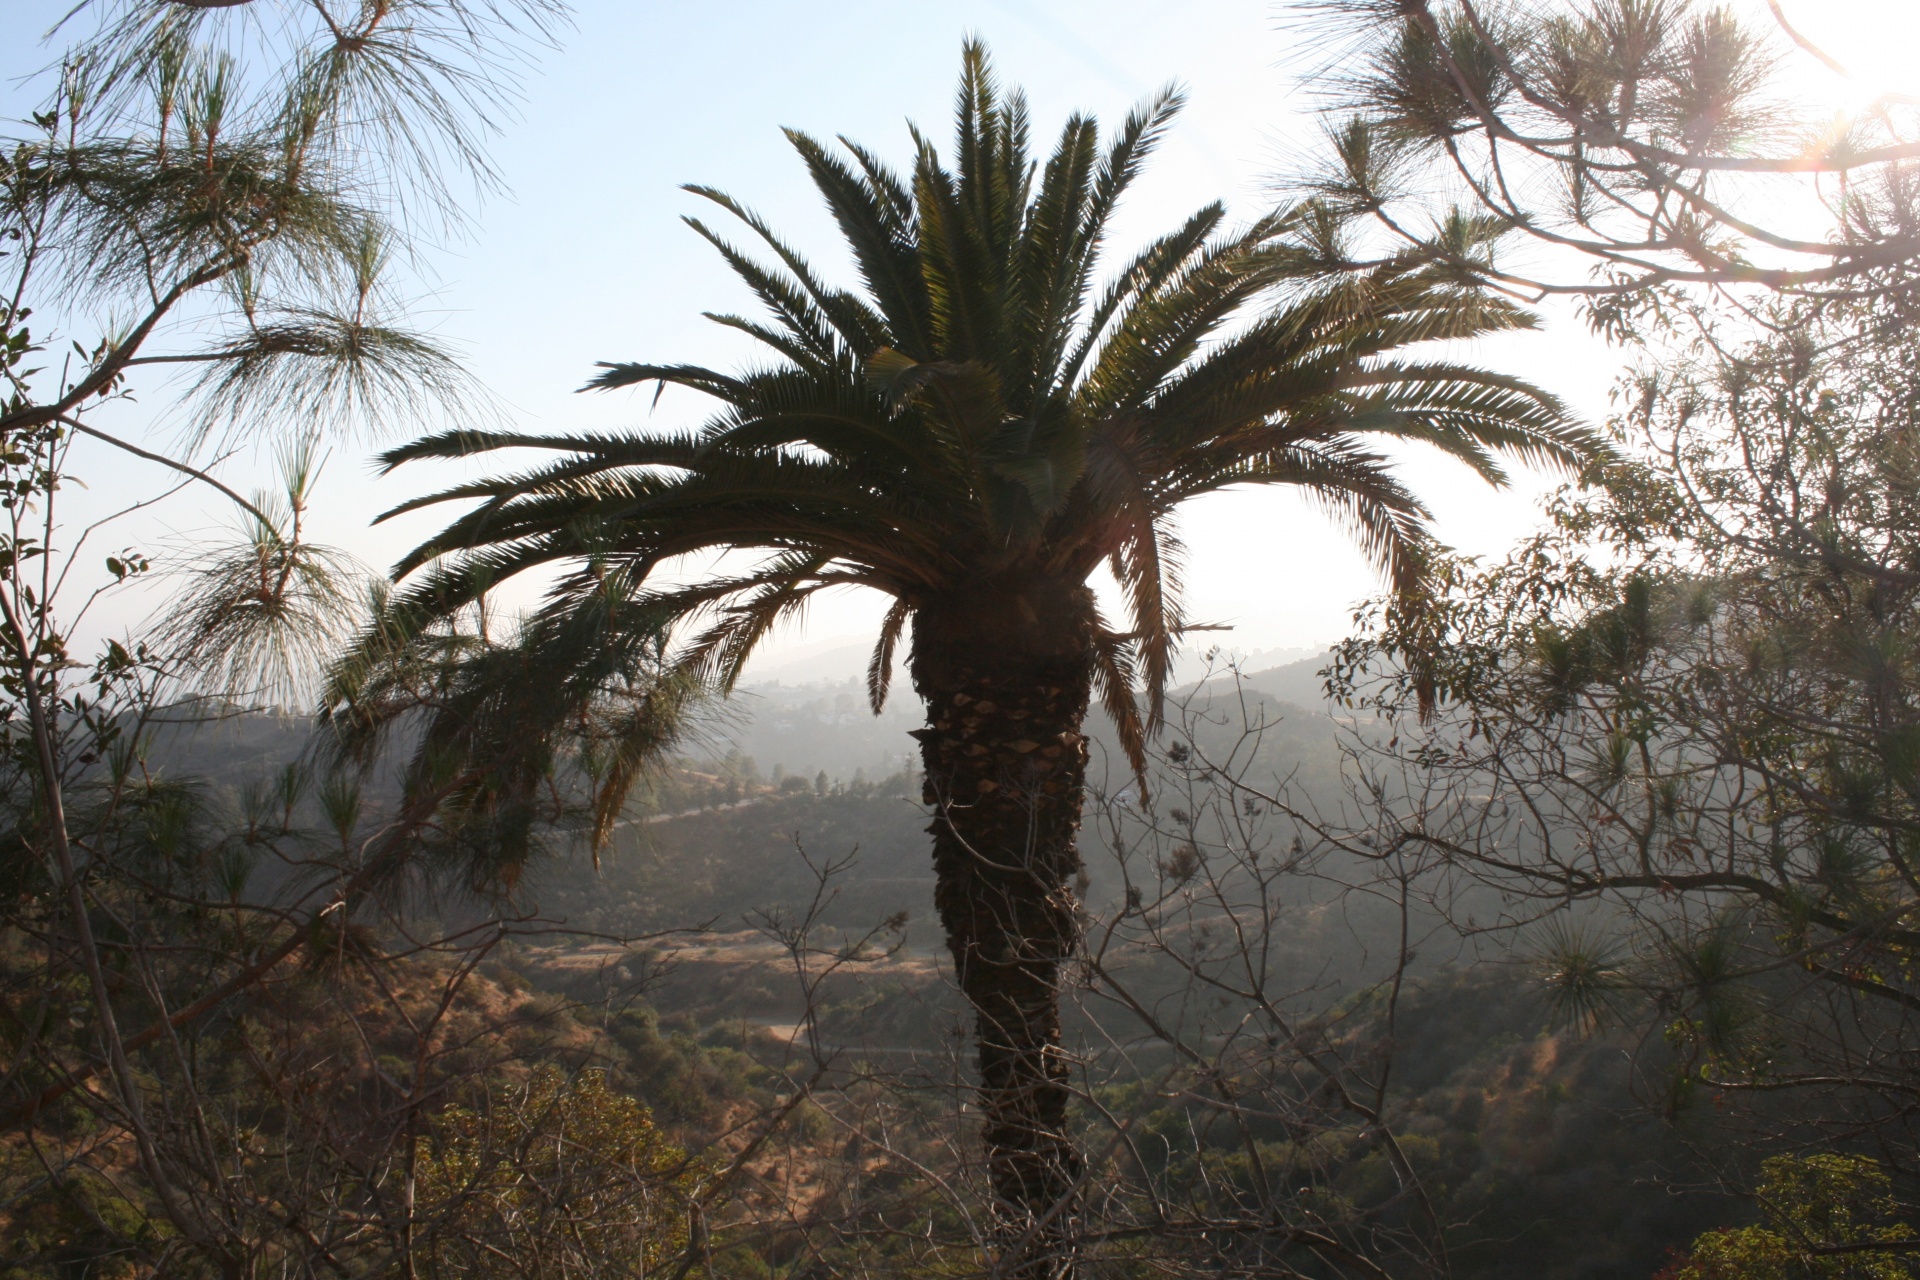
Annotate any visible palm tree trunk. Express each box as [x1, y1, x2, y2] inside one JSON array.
[[910, 580, 1093, 1279]]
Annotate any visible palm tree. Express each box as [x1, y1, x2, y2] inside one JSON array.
[[357, 44, 1602, 1273]]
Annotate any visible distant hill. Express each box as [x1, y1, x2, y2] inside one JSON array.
[[704, 680, 925, 786], [709, 648, 1345, 790], [1236, 651, 1338, 711]]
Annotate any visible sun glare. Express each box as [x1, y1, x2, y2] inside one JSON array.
[[1779, 0, 1920, 114]]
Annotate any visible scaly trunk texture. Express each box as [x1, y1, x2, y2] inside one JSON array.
[[910, 578, 1094, 1279]]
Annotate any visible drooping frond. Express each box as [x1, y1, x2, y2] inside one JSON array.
[[671, 550, 833, 693], [869, 596, 912, 714], [322, 570, 708, 884], [1090, 619, 1149, 789]]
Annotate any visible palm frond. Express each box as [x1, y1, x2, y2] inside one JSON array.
[[1090, 620, 1149, 789], [684, 185, 893, 356], [784, 132, 934, 356], [868, 596, 911, 714]]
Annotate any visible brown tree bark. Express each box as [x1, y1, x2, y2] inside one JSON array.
[[910, 577, 1094, 1279]]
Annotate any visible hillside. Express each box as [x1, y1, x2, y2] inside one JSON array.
[[121, 663, 1755, 1278]]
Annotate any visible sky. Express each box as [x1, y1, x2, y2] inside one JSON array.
[[6, 0, 1920, 686]]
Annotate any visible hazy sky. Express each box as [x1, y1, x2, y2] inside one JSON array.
[[7, 0, 1919, 682]]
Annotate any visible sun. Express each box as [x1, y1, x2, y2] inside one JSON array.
[[1769, 0, 1920, 115]]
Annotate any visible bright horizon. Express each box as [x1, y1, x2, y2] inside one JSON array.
[[5, 0, 1917, 689]]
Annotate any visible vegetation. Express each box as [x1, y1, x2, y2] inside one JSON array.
[[7, 2, 1920, 1278], [1326, 288, 1920, 1198], [1294, 0, 1920, 309], [0, 2, 608, 1277], [1659, 1154, 1919, 1280], [416, 1068, 700, 1278]]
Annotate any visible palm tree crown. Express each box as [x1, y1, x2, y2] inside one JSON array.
[[373, 43, 1598, 794]]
